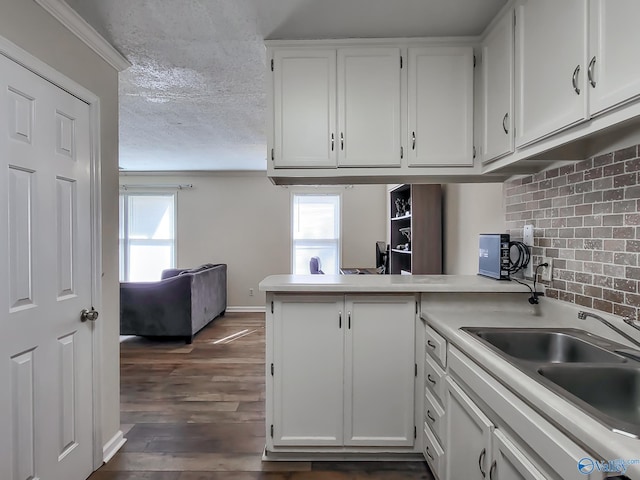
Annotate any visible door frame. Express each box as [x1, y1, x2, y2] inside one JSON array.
[[0, 35, 105, 470]]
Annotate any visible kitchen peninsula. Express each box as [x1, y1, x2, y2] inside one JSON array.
[[259, 274, 640, 479]]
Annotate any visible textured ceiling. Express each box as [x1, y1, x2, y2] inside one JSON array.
[[65, 0, 507, 172]]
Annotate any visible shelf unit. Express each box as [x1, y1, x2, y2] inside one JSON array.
[[389, 184, 442, 274]]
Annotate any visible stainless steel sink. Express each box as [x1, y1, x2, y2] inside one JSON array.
[[461, 327, 640, 437], [538, 365, 640, 431], [468, 328, 627, 363]]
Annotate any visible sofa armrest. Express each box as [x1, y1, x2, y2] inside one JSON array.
[[120, 275, 192, 337]]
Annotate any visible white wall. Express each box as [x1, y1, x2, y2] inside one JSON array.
[[120, 174, 388, 307], [1, 0, 120, 451], [443, 183, 506, 274]]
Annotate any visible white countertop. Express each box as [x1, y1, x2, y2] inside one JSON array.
[[421, 294, 640, 479], [259, 274, 533, 293]]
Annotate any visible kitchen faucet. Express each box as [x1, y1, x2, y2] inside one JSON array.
[[577, 310, 640, 349]]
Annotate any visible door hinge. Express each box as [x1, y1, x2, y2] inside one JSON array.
[[271, 148, 274, 161], [415, 363, 418, 377], [270, 363, 274, 376], [473, 54, 476, 68], [400, 55, 403, 69], [271, 59, 274, 71], [473, 145, 477, 159], [513, 10, 516, 26], [400, 146, 404, 159], [415, 301, 418, 314], [414, 426, 417, 439], [271, 301, 274, 314], [270, 424, 274, 437]]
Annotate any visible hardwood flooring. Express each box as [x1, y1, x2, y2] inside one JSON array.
[[89, 312, 433, 480]]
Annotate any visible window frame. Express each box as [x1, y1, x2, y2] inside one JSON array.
[[290, 190, 342, 275], [119, 189, 178, 282]]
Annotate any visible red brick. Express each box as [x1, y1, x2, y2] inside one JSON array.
[[614, 173, 637, 187], [594, 153, 613, 167], [575, 204, 593, 216], [604, 163, 625, 177], [575, 295, 593, 308], [593, 299, 613, 313], [625, 293, 640, 308], [614, 145, 638, 161], [603, 189, 624, 202], [584, 285, 603, 298], [613, 304, 637, 318], [614, 278, 637, 293], [603, 289, 624, 303]]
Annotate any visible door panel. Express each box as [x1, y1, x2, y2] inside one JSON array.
[[344, 295, 415, 446], [0, 53, 94, 480]]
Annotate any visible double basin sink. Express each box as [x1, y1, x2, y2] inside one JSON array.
[[462, 327, 640, 437]]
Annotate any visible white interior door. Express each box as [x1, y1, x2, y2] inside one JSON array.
[[0, 53, 94, 480]]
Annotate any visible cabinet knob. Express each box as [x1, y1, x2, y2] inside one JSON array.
[[489, 460, 497, 480], [331, 133, 335, 151], [478, 448, 487, 477], [411, 131, 416, 150], [340, 132, 344, 150]]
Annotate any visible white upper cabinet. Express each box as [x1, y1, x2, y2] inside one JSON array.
[[481, 11, 515, 163], [337, 48, 402, 167], [408, 47, 474, 166], [271, 50, 337, 168], [515, 0, 589, 148], [588, 0, 640, 116]]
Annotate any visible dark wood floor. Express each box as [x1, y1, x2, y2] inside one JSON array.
[[89, 312, 433, 480]]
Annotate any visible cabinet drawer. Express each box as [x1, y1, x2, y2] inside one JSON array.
[[425, 325, 446, 367], [424, 385, 446, 444], [423, 421, 445, 480], [425, 353, 446, 405]]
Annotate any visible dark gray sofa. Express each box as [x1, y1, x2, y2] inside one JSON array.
[[120, 263, 227, 343]]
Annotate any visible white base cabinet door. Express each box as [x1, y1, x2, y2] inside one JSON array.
[[515, 0, 588, 147], [270, 294, 416, 449], [272, 295, 344, 446], [344, 295, 416, 446], [445, 376, 493, 480], [491, 430, 547, 480]]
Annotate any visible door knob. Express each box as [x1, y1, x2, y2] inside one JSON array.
[[80, 308, 99, 322]]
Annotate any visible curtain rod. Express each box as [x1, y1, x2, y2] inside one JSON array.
[[120, 184, 193, 190]]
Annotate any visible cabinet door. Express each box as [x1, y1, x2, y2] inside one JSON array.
[[337, 48, 401, 167], [408, 47, 474, 166], [272, 295, 344, 445], [491, 430, 547, 480], [272, 50, 337, 168], [588, 0, 640, 115], [445, 376, 493, 480], [515, 0, 588, 147], [482, 11, 515, 163], [344, 295, 415, 446]]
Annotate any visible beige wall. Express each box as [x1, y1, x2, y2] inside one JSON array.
[[443, 183, 506, 274], [120, 174, 388, 306], [1, 0, 121, 450]]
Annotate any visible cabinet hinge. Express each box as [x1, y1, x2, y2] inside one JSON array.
[[473, 146, 477, 159], [473, 54, 476, 68], [271, 148, 274, 161], [415, 301, 418, 314], [400, 55, 403, 69], [270, 424, 274, 437], [400, 146, 404, 159], [415, 363, 417, 377], [414, 426, 417, 439], [271, 301, 274, 314], [270, 363, 274, 376], [271, 59, 274, 72]]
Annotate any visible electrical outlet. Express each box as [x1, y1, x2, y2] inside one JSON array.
[[249, 288, 254, 296], [523, 224, 534, 278], [540, 258, 553, 282]]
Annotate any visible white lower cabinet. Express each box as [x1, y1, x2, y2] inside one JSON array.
[[268, 294, 416, 450], [491, 429, 547, 480], [444, 376, 493, 480]]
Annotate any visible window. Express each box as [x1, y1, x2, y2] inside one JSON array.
[[119, 192, 176, 281], [292, 193, 340, 274]]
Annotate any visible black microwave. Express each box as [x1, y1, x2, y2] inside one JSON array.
[[478, 233, 510, 280]]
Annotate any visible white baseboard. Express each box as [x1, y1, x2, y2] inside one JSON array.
[[226, 306, 266, 313], [103, 430, 127, 463]]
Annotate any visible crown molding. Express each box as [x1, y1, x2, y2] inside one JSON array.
[[34, 0, 131, 72]]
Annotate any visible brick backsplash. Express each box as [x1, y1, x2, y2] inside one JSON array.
[[504, 144, 640, 319]]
